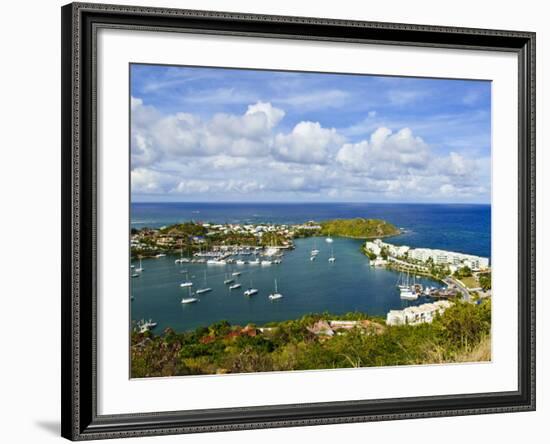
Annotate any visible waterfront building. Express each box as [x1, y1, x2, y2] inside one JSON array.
[[366, 239, 490, 271], [365, 241, 381, 255]]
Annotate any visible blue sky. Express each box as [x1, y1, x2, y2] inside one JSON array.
[[130, 64, 491, 203]]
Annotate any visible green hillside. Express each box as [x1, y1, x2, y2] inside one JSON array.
[[320, 218, 399, 239]]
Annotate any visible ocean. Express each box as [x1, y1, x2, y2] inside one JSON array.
[[130, 202, 490, 332]]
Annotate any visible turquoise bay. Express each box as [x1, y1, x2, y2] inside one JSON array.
[[131, 236, 443, 332]]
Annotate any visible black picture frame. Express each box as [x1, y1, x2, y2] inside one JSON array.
[[61, 2, 536, 440]]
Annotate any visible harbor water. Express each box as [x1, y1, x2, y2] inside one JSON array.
[[131, 236, 444, 332]]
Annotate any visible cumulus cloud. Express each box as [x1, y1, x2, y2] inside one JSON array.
[[245, 101, 285, 128], [131, 96, 489, 202], [273, 121, 344, 164], [336, 127, 430, 174], [131, 99, 286, 162]]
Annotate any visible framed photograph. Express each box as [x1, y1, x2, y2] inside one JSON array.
[[61, 2, 535, 440]]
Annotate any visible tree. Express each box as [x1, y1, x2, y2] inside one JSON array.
[[453, 266, 472, 279], [479, 272, 491, 291]]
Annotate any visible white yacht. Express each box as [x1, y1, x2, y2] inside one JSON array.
[[181, 297, 199, 304], [261, 260, 272, 266], [135, 257, 144, 273], [236, 260, 246, 265], [174, 250, 184, 264], [229, 283, 241, 290], [207, 259, 226, 265], [232, 271, 241, 276], [268, 279, 283, 300], [144, 319, 157, 329], [400, 288, 418, 300], [311, 240, 320, 256], [249, 258, 260, 265], [181, 288, 199, 304], [137, 318, 157, 332], [179, 271, 193, 288], [328, 246, 336, 262], [196, 271, 212, 294], [244, 279, 258, 296]]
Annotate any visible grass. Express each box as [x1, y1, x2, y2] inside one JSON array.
[[454, 336, 491, 362], [459, 276, 479, 289]]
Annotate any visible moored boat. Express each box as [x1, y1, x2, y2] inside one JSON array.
[[268, 279, 283, 300]]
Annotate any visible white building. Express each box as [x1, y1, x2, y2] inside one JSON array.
[[366, 239, 408, 257], [386, 300, 453, 326], [365, 241, 381, 255], [365, 239, 489, 271]]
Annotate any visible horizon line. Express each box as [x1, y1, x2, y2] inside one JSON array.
[[131, 200, 491, 206]]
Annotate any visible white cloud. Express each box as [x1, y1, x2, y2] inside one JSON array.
[[336, 127, 430, 174], [172, 178, 265, 195], [274, 90, 351, 110], [273, 121, 344, 164], [182, 87, 257, 105], [131, 99, 285, 161], [245, 101, 285, 128], [131, 168, 171, 194], [130, 97, 489, 203], [388, 90, 426, 106], [209, 155, 250, 170]]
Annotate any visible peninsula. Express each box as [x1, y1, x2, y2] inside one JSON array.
[[320, 218, 400, 239], [131, 218, 400, 259]]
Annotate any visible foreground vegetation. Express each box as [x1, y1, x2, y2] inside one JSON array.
[[131, 300, 491, 378]]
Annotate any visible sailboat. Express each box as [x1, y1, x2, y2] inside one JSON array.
[[268, 279, 283, 300], [195, 270, 212, 294], [325, 232, 333, 243], [398, 271, 418, 300], [311, 239, 320, 256], [396, 271, 409, 289], [175, 244, 184, 264], [179, 271, 193, 288], [135, 257, 144, 273], [328, 246, 336, 262], [244, 278, 258, 296], [229, 282, 241, 290], [223, 273, 235, 285], [181, 287, 199, 304]]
